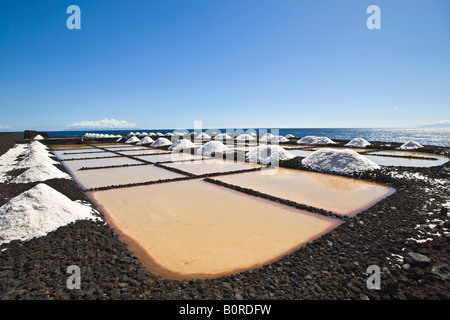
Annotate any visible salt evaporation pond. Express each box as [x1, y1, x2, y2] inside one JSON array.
[[114, 149, 168, 156], [363, 154, 449, 167], [367, 150, 436, 157], [49, 145, 95, 151], [310, 147, 376, 154], [162, 158, 263, 175], [215, 167, 395, 216], [53, 150, 120, 160], [61, 160, 184, 189], [61, 157, 143, 171], [135, 153, 203, 163], [229, 146, 259, 152], [92, 144, 136, 148], [90, 180, 342, 279], [60, 149, 108, 155], [287, 149, 314, 158], [103, 146, 148, 151]]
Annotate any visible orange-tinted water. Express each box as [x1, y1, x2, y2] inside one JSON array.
[[163, 158, 263, 175], [61, 160, 185, 189], [215, 167, 395, 216], [135, 153, 203, 163], [90, 180, 342, 279]]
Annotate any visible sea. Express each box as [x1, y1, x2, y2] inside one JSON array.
[[45, 128, 450, 147]]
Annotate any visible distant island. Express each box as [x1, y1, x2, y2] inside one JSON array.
[[420, 122, 450, 128]]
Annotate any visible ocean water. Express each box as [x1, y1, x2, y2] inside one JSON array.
[[45, 128, 450, 147]]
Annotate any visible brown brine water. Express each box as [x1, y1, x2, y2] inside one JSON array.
[[61, 160, 185, 189], [89, 180, 342, 279], [214, 167, 395, 216], [162, 158, 264, 175]]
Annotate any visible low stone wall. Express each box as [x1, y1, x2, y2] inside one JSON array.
[[0, 132, 25, 156]]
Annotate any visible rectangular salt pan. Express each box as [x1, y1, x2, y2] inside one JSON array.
[[52, 151, 119, 160], [135, 153, 203, 163], [162, 158, 263, 175], [288, 149, 314, 158], [115, 149, 168, 156], [49, 145, 95, 151], [61, 157, 143, 171], [363, 155, 449, 168], [61, 160, 184, 189], [215, 167, 395, 216], [90, 180, 342, 279]]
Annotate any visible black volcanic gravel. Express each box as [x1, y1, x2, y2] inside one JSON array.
[[0, 140, 449, 300]]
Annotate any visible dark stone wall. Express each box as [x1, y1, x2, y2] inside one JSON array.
[[23, 130, 49, 139], [0, 132, 25, 156]]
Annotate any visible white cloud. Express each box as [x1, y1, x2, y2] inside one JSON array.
[[69, 118, 136, 128], [0, 125, 12, 129]]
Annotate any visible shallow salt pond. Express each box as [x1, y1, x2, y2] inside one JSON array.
[[229, 146, 258, 152], [53, 150, 120, 160], [114, 149, 168, 156], [162, 158, 263, 175], [61, 160, 184, 189], [60, 149, 107, 155], [102, 146, 148, 151], [61, 157, 143, 171], [283, 146, 312, 150], [310, 147, 376, 154], [288, 149, 314, 158], [89, 180, 342, 279], [135, 153, 203, 163], [49, 144, 95, 151], [363, 154, 449, 167], [366, 150, 437, 157], [215, 167, 395, 216], [90, 144, 131, 148]]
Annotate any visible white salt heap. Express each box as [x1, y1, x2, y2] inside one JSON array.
[[302, 148, 380, 175], [259, 133, 274, 140], [17, 146, 58, 169], [297, 136, 336, 145], [285, 134, 295, 138], [195, 132, 212, 140], [12, 162, 70, 183], [214, 133, 233, 140], [398, 140, 423, 150], [235, 134, 256, 142], [137, 136, 154, 145], [260, 135, 289, 143], [30, 141, 49, 151], [151, 137, 173, 148], [33, 135, 44, 140], [0, 183, 98, 245], [0, 144, 29, 183], [344, 138, 371, 148], [247, 145, 295, 165], [197, 141, 231, 156], [168, 139, 196, 151], [125, 136, 140, 144]]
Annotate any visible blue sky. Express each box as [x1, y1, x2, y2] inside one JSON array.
[[1, 0, 449, 131]]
